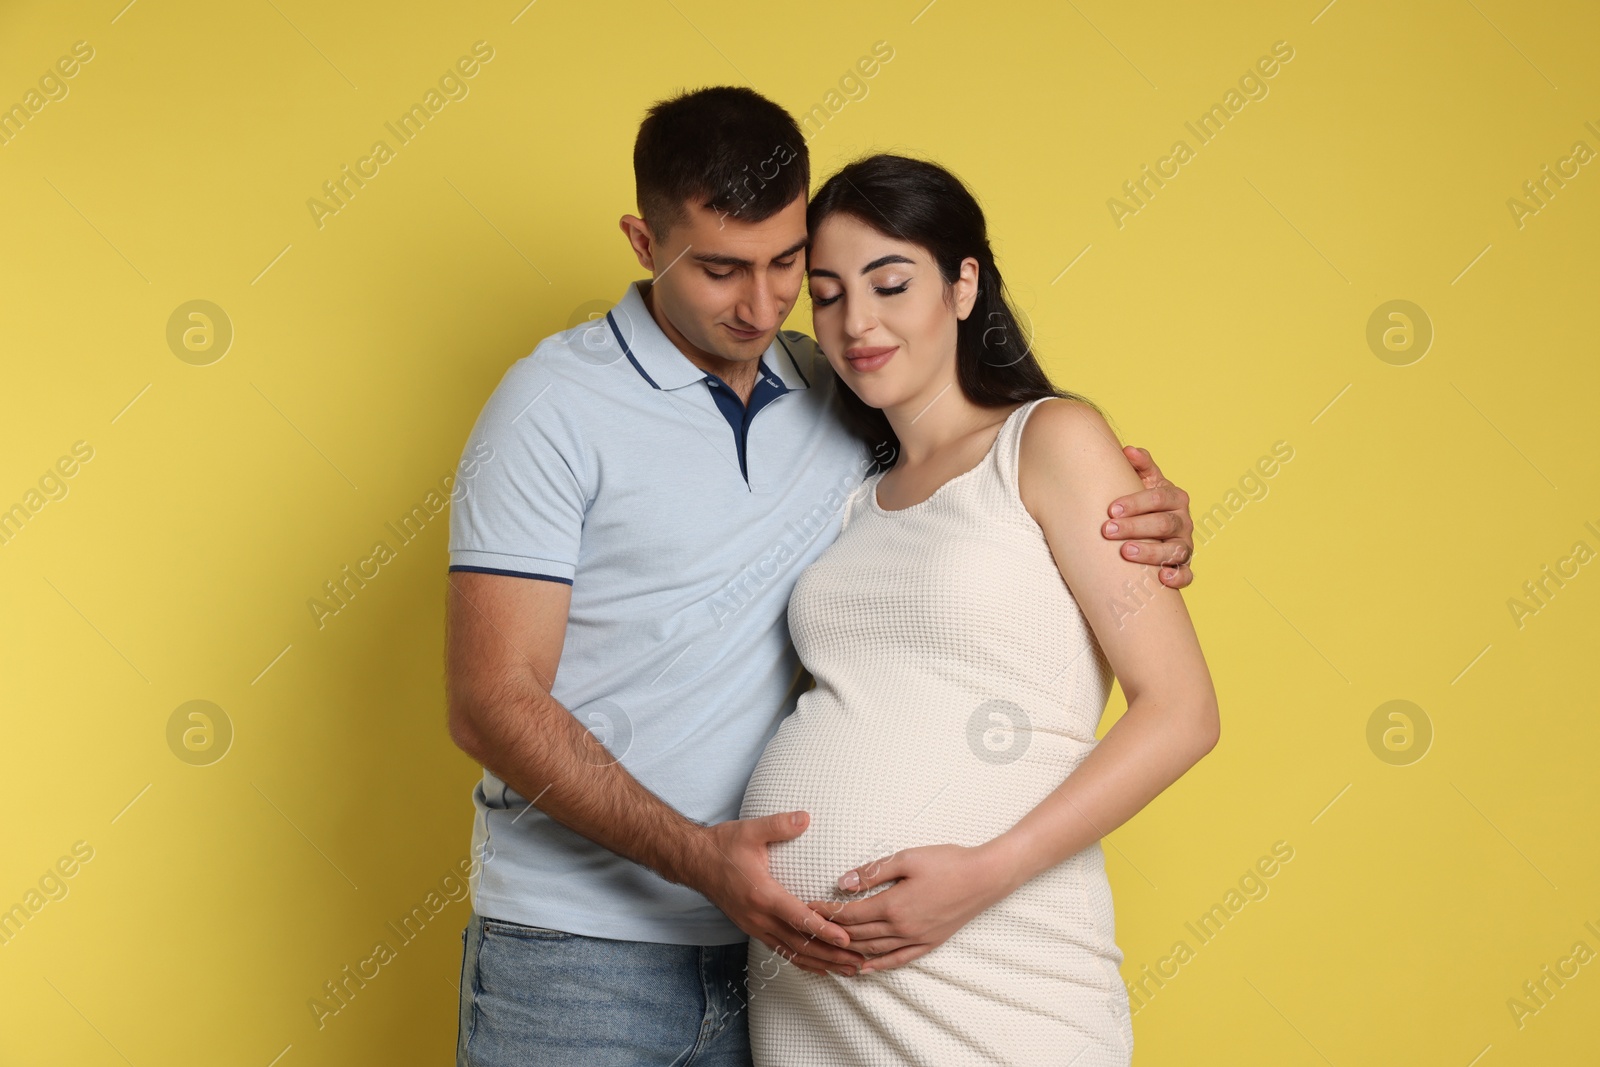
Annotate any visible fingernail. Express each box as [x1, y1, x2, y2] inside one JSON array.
[[792, 812, 804, 827], [839, 871, 859, 890], [1105, 522, 1118, 535], [1126, 544, 1139, 556], [1111, 504, 1124, 517]]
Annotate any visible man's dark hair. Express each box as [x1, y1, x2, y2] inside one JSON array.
[[633, 86, 810, 241]]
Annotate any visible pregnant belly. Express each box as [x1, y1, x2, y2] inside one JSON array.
[[739, 689, 1093, 907]]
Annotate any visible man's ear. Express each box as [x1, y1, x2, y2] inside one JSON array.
[[954, 256, 981, 321], [618, 214, 656, 271]]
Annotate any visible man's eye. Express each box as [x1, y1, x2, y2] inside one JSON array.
[[705, 269, 733, 280], [775, 258, 798, 270]]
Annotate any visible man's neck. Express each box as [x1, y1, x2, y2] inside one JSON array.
[[641, 282, 761, 403]]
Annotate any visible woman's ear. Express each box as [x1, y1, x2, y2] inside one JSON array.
[[954, 256, 981, 321]]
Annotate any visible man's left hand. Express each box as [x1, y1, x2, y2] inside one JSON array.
[[1105, 444, 1194, 588]]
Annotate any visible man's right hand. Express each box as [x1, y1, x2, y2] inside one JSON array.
[[686, 811, 867, 977], [448, 571, 863, 977]]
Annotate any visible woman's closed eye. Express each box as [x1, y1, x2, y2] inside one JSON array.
[[810, 281, 909, 308]]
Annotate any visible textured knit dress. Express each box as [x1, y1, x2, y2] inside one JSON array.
[[739, 397, 1134, 1067]]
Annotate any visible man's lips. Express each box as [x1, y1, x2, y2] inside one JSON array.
[[844, 345, 897, 371], [724, 324, 764, 340]]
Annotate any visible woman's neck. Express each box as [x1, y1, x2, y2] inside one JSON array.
[[883, 377, 997, 467]]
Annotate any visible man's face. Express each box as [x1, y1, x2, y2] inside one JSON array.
[[631, 193, 809, 369]]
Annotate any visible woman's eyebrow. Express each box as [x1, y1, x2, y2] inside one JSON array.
[[808, 253, 916, 279], [860, 254, 914, 273]]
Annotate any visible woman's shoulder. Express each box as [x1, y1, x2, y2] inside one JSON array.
[[837, 470, 882, 532], [1022, 393, 1106, 430], [1015, 396, 1138, 510], [1018, 396, 1119, 461]]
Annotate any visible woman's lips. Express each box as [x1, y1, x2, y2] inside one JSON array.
[[844, 345, 897, 372]]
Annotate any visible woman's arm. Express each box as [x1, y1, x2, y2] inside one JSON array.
[[990, 397, 1219, 886], [812, 399, 1219, 972]]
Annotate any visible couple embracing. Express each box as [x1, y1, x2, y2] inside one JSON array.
[[446, 85, 1218, 1067]]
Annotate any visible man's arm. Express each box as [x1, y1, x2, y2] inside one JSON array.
[[1104, 444, 1195, 588], [444, 570, 866, 975]]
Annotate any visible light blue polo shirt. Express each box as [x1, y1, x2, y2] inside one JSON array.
[[448, 278, 880, 945]]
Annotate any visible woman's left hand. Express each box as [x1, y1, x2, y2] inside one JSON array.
[[806, 842, 1016, 973]]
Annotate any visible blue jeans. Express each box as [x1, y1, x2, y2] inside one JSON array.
[[456, 910, 753, 1066]]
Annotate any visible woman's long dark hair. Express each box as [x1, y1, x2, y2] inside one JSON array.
[[806, 153, 1100, 464]]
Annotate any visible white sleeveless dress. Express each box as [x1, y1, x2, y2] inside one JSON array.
[[739, 397, 1133, 1066]]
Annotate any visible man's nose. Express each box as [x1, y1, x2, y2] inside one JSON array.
[[737, 279, 779, 331]]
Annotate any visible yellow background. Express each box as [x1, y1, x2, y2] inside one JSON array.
[[2, 0, 1596, 1063]]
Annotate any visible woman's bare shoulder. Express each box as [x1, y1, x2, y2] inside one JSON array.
[[1019, 398, 1131, 480]]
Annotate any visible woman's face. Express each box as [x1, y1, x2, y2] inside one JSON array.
[[806, 213, 978, 413]]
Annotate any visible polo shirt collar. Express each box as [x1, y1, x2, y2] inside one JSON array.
[[606, 279, 810, 393]]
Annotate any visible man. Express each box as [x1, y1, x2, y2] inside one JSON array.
[[446, 86, 1195, 1066]]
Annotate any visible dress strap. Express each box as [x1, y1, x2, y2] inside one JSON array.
[[837, 475, 876, 534], [994, 396, 1059, 501]]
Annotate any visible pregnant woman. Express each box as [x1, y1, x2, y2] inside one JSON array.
[[739, 154, 1221, 1066]]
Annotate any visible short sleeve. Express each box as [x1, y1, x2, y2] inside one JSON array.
[[448, 354, 590, 585]]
